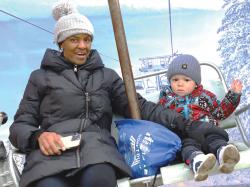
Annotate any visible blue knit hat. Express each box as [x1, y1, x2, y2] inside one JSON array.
[[167, 54, 201, 84]]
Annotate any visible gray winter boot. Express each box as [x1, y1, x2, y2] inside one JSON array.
[[190, 153, 216, 181], [217, 144, 240, 173]]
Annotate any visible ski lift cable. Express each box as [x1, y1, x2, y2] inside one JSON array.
[[0, 9, 53, 34], [168, 0, 174, 57], [0, 9, 119, 62]]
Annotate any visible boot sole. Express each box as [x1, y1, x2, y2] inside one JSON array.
[[219, 145, 240, 173], [195, 154, 216, 181]]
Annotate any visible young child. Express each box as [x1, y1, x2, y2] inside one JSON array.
[[159, 54, 242, 181]]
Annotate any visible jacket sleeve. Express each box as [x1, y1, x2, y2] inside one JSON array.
[[207, 89, 241, 120], [110, 70, 182, 132], [9, 70, 46, 153], [159, 87, 167, 105], [158, 86, 176, 108]]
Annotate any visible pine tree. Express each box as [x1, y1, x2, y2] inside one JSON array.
[[218, 0, 250, 135], [215, 0, 250, 184]]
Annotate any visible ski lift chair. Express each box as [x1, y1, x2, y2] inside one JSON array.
[[116, 62, 250, 187], [1, 62, 250, 187]]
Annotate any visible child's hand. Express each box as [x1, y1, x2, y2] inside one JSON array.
[[231, 79, 243, 94]]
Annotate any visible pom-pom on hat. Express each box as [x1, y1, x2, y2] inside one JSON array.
[[52, 0, 94, 44], [167, 54, 201, 84]]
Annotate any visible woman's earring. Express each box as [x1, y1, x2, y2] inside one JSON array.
[[59, 47, 63, 52]]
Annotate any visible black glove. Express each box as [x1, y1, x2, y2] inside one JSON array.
[[172, 116, 187, 133]]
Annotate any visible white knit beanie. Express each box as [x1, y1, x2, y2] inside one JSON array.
[[52, 1, 94, 44]]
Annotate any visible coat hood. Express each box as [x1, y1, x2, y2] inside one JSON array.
[[41, 48, 104, 72]]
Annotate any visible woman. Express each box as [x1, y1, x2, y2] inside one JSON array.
[[9, 1, 228, 187]]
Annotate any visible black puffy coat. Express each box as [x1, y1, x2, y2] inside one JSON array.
[[9, 49, 180, 187]]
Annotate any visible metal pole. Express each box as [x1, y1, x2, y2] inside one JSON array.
[[107, 0, 141, 119], [168, 0, 174, 56]]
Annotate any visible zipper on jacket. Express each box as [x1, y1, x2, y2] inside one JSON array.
[[74, 65, 78, 72], [76, 92, 90, 167], [85, 92, 90, 119], [78, 93, 90, 134], [184, 96, 190, 120]]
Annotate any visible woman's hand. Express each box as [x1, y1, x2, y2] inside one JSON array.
[[231, 79, 243, 94], [38, 132, 65, 156]]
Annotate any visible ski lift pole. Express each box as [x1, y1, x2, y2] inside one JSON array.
[[108, 0, 141, 119], [168, 0, 174, 56]]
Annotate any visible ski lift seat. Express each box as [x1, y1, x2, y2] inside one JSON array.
[[116, 62, 250, 186], [115, 105, 250, 187], [3, 101, 250, 187], [2, 63, 250, 187]]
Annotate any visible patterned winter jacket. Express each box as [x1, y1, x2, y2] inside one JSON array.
[[159, 84, 241, 125]]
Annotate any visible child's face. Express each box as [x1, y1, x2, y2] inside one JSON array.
[[170, 74, 196, 96]]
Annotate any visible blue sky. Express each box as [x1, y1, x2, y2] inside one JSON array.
[[0, 1, 225, 140]]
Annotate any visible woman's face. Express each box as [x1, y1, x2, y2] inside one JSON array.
[[170, 74, 196, 96], [61, 33, 92, 65]]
